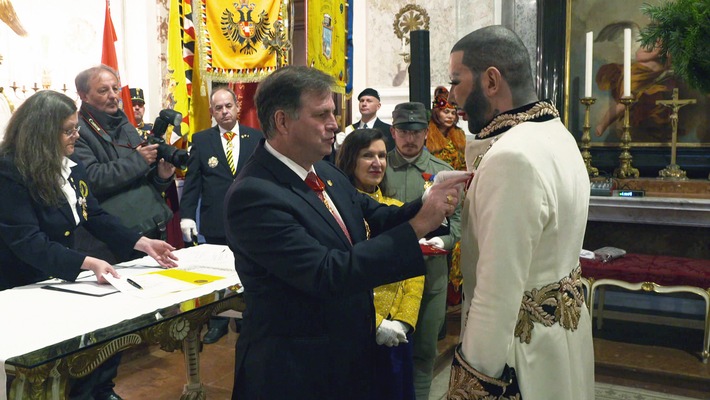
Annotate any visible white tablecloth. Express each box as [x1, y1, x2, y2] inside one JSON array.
[[0, 245, 239, 400]]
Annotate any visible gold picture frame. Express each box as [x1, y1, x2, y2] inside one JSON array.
[[564, 0, 710, 149]]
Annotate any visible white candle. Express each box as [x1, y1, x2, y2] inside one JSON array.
[[623, 28, 631, 97], [585, 31, 593, 98]]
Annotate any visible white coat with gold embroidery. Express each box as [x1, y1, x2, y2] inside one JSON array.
[[459, 117, 594, 399]]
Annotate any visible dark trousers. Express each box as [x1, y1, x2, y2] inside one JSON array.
[[69, 352, 122, 399], [372, 332, 415, 400]]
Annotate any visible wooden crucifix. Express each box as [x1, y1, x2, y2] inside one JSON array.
[[656, 88, 696, 180]]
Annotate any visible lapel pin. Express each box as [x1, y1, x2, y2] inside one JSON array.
[[327, 180, 333, 186]]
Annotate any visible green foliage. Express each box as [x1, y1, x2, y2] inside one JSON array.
[[639, 0, 710, 93]]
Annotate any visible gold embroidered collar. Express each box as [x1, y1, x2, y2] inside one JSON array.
[[476, 100, 559, 139]]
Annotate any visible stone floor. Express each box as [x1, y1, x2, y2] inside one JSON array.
[[113, 308, 710, 399]]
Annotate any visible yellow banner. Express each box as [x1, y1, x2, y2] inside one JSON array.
[[167, 0, 190, 136], [197, 0, 287, 82], [307, 0, 347, 93]]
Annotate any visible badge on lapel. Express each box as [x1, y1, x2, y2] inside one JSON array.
[[78, 180, 89, 220], [208, 156, 219, 168]]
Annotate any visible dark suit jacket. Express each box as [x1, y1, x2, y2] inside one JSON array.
[[351, 117, 395, 151], [180, 125, 261, 239], [224, 140, 426, 399], [0, 156, 140, 290]]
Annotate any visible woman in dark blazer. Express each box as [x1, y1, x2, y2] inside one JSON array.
[[0, 90, 178, 291]]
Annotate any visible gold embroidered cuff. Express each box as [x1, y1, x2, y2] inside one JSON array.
[[447, 345, 521, 399]]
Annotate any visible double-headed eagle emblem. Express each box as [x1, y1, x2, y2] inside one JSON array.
[[221, 2, 271, 55]]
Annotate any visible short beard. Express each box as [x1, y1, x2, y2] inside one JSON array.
[[463, 83, 492, 135]]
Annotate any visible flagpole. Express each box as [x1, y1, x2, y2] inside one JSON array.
[[102, 0, 136, 126]]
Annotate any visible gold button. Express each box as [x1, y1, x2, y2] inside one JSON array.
[[64, 231, 70, 237]]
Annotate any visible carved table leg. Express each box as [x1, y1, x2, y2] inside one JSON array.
[[9, 360, 67, 400], [180, 327, 206, 400]]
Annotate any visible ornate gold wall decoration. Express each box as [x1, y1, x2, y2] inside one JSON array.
[[393, 4, 430, 44]]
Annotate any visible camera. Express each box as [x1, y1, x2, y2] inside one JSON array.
[[148, 109, 189, 170]]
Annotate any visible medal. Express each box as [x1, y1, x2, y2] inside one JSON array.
[[78, 180, 89, 221]]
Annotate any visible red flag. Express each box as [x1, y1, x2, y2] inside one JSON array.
[[101, 0, 136, 126]]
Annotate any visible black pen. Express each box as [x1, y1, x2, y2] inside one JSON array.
[[126, 278, 143, 290]]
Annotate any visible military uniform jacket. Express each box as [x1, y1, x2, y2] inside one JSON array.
[[0, 156, 140, 290], [459, 116, 594, 399], [384, 149, 461, 250], [179, 125, 261, 238], [225, 140, 427, 399]]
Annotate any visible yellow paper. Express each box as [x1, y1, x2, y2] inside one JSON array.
[[148, 269, 225, 285]]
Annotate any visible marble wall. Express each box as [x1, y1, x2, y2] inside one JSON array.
[[359, 0, 495, 90], [352, 0, 496, 131]]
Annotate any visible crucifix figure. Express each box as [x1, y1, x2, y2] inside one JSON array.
[[656, 88, 696, 180], [263, 20, 292, 69]]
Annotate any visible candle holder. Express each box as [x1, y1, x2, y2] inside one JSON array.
[[613, 96, 639, 179], [31, 82, 40, 92], [579, 97, 598, 177], [657, 88, 695, 181]]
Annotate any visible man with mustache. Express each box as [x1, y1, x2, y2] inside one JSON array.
[[68, 65, 177, 400], [71, 65, 175, 262], [383, 101, 461, 400], [447, 25, 594, 399]]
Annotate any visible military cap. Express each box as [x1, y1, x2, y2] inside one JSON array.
[[357, 88, 380, 101], [130, 88, 146, 103], [392, 102, 428, 130]]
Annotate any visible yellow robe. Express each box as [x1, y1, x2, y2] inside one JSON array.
[[360, 187, 424, 330]]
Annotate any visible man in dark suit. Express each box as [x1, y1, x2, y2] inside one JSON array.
[[180, 86, 261, 344], [347, 87, 394, 151], [327, 88, 394, 163], [224, 66, 469, 399]]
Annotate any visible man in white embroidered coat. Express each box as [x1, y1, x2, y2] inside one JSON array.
[[447, 26, 594, 399]]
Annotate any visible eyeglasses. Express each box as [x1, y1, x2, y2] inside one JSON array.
[[63, 126, 81, 136]]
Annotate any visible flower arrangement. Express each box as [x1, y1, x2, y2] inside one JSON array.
[[639, 0, 710, 93]]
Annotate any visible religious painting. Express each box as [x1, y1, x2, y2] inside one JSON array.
[[565, 0, 710, 148]]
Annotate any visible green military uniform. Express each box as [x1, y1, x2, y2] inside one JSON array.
[[384, 148, 461, 400]]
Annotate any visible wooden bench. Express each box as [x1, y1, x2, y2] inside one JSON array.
[[580, 253, 710, 363]]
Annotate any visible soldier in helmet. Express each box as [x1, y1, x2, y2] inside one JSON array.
[[130, 87, 153, 139]]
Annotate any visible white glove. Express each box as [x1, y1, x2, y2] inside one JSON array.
[[180, 218, 198, 242], [419, 237, 445, 249], [433, 170, 471, 184], [422, 170, 471, 202], [376, 319, 408, 347]]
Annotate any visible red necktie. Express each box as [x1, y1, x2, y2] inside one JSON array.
[[305, 172, 352, 244]]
